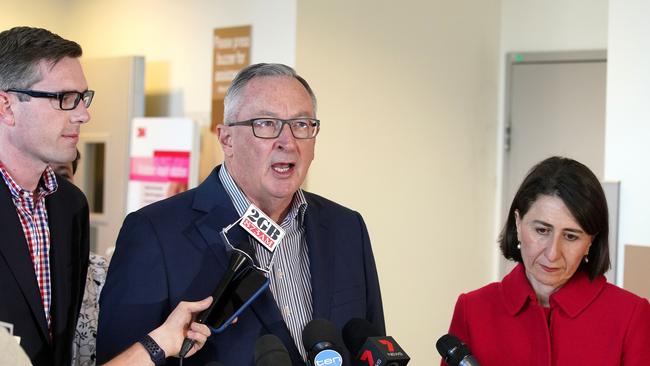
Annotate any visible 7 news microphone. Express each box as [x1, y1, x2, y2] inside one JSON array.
[[302, 318, 349, 366], [436, 334, 480, 366], [178, 241, 254, 358], [342, 318, 410, 366]]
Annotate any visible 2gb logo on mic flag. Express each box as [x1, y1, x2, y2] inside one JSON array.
[[239, 204, 286, 252]]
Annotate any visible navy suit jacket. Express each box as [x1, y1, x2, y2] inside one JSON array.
[[0, 175, 89, 366], [97, 166, 384, 365]]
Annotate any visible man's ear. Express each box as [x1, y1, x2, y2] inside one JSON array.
[[217, 123, 233, 157], [0, 91, 16, 126]]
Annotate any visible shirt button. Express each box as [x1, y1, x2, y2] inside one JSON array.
[[277, 270, 284, 279]]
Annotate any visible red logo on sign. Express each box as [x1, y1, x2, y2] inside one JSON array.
[[137, 127, 146, 137], [242, 217, 276, 249]]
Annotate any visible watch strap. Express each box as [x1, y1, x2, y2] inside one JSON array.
[[138, 334, 166, 365]]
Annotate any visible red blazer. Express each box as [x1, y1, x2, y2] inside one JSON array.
[[444, 263, 650, 366]]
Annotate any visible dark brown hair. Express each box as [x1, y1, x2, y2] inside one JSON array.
[[499, 156, 610, 279]]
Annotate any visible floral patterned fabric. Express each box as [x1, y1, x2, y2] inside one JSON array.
[[71, 253, 109, 366]]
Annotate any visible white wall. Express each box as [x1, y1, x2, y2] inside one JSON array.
[[605, 0, 650, 283], [297, 1, 500, 363], [501, 0, 608, 52]]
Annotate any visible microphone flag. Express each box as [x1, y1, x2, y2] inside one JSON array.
[[358, 336, 409, 366], [239, 204, 286, 252]]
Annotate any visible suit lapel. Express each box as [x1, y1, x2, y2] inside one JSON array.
[[0, 182, 49, 340], [190, 168, 245, 269], [305, 197, 333, 319], [193, 208, 237, 270]]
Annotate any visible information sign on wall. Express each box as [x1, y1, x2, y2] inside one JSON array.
[[211, 25, 251, 131]]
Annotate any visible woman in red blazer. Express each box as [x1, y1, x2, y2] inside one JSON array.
[[444, 157, 650, 365]]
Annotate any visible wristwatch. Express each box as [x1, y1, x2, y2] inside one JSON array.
[[138, 334, 166, 365]]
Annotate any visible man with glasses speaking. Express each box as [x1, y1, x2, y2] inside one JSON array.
[[98, 64, 385, 365], [0, 27, 93, 366]]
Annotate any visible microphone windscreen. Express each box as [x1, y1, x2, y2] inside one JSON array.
[[302, 318, 344, 351], [342, 318, 381, 356], [255, 334, 291, 366], [436, 334, 471, 365]]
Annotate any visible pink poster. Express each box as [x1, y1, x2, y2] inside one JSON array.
[[127, 117, 197, 213]]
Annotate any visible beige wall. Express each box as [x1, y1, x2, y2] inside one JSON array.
[[297, 0, 500, 362], [501, 0, 608, 51], [64, 0, 297, 124], [2, 0, 294, 125], [2, 1, 65, 35]]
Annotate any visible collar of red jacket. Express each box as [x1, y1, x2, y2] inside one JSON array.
[[499, 263, 607, 318]]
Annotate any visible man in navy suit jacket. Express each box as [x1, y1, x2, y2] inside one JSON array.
[[97, 63, 384, 365]]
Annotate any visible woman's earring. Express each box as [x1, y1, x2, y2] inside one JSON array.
[[584, 255, 589, 263], [517, 241, 521, 250]]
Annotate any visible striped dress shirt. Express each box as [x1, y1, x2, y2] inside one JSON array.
[[219, 165, 313, 360], [0, 163, 57, 330]]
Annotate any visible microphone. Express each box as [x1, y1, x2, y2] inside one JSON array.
[[179, 241, 254, 358], [436, 334, 480, 366], [302, 318, 347, 366], [342, 318, 410, 366], [255, 334, 291, 366]]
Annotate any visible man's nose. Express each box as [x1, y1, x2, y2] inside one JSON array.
[[70, 102, 91, 124]]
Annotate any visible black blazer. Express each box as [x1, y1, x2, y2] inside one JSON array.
[[97, 165, 384, 365], [0, 175, 89, 366]]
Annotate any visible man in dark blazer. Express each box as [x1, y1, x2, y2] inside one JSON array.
[[97, 64, 384, 365], [0, 27, 91, 366]]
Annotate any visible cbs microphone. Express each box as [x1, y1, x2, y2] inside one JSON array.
[[178, 241, 254, 358], [255, 334, 291, 366], [343, 318, 410, 366], [302, 319, 348, 366], [436, 334, 480, 366]]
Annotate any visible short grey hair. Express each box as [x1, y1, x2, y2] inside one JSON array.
[[223, 63, 317, 122]]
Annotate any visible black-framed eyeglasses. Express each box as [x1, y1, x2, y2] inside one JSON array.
[[5, 89, 95, 110], [226, 118, 320, 139]]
